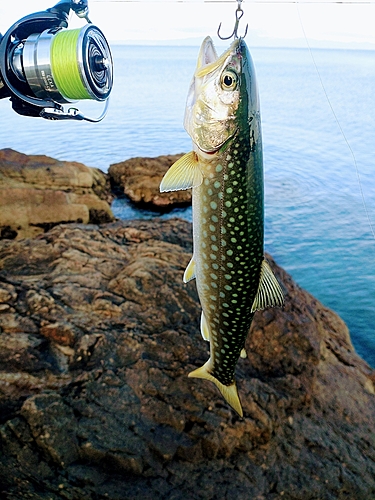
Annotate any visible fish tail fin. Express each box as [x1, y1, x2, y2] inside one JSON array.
[[188, 361, 243, 417]]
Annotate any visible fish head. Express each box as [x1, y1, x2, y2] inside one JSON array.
[[184, 36, 258, 155]]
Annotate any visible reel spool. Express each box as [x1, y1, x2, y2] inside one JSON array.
[[0, 0, 113, 121]]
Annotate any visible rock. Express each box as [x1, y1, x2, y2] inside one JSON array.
[[109, 154, 192, 209], [0, 148, 114, 240], [0, 218, 374, 499]]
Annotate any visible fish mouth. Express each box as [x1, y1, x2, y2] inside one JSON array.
[[195, 36, 240, 78]]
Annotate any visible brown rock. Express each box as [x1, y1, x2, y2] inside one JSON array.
[[0, 218, 374, 499], [109, 154, 192, 209], [0, 148, 114, 240]]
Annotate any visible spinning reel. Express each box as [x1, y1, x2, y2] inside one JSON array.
[[0, 0, 113, 121]]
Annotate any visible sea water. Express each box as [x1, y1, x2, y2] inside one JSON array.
[[1, 45, 374, 367]]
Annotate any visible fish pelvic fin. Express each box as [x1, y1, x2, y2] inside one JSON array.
[[200, 311, 210, 341], [160, 151, 203, 192], [188, 360, 243, 417], [251, 259, 284, 313], [183, 256, 196, 283]]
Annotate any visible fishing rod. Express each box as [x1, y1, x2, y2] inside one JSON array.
[[0, 0, 113, 121], [90, 1, 375, 4]]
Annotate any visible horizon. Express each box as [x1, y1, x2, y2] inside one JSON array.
[[108, 38, 375, 51]]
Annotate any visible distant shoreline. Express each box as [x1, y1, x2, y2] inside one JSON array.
[[109, 39, 375, 51]]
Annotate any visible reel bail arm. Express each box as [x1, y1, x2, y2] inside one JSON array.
[[40, 99, 110, 122]]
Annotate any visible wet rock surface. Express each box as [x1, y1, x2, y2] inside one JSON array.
[[0, 218, 374, 499], [109, 154, 192, 209], [0, 149, 114, 240]]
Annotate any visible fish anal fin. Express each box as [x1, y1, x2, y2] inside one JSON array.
[[160, 152, 203, 193], [200, 311, 210, 341], [251, 259, 284, 313], [183, 256, 196, 283], [188, 360, 243, 417]]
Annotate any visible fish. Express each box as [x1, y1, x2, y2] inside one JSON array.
[[160, 36, 284, 417]]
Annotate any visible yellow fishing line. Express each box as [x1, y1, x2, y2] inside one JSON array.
[[51, 29, 91, 100]]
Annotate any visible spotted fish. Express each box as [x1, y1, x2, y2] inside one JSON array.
[[160, 36, 284, 416]]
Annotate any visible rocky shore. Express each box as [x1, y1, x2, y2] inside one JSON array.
[[0, 150, 374, 499], [0, 149, 114, 240], [0, 150, 190, 241], [109, 154, 191, 209]]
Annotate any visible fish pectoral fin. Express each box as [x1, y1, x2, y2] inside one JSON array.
[[183, 256, 196, 283], [240, 348, 247, 359], [160, 151, 203, 192], [251, 259, 284, 313], [188, 360, 243, 417], [200, 311, 210, 341]]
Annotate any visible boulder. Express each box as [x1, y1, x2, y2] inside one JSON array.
[[0, 218, 374, 499], [109, 154, 192, 209], [0, 148, 114, 240]]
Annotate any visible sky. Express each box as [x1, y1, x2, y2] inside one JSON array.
[[0, 0, 374, 48]]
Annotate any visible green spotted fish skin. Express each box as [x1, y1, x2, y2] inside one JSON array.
[[192, 131, 263, 386], [160, 37, 283, 416]]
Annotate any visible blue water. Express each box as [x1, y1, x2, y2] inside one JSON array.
[[1, 45, 374, 367]]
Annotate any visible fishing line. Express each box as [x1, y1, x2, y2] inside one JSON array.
[[19, 24, 112, 104], [97, 0, 374, 239], [51, 29, 92, 100], [296, 3, 375, 241]]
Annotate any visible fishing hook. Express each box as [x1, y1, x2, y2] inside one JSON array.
[[217, 0, 248, 40]]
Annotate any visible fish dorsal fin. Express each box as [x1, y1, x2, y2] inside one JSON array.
[[200, 311, 210, 341], [183, 256, 196, 283], [251, 260, 284, 313], [160, 152, 203, 193], [188, 360, 243, 417]]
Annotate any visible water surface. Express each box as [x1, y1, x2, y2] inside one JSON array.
[[1, 45, 374, 366]]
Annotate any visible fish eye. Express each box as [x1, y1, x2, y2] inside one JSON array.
[[221, 70, 238, 91]]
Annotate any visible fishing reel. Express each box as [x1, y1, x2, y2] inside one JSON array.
[[0, 0, 113, 121]]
